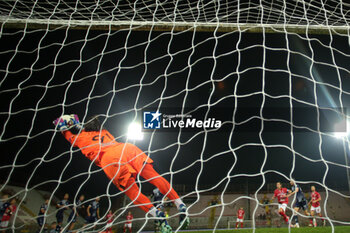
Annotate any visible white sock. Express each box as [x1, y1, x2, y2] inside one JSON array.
[[174, 198, 185, 210], [148, 207, 157, 217]]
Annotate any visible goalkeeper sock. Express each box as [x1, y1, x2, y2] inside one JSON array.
[[140, 164, 181, 201], [121, 177, 154, 213], [174, 199, 185, 210], [148, 207, 157, 217]]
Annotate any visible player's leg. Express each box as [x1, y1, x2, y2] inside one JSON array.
[[319, 213, 325, 226], [37, 216, 47, 233], [101, 153, 156, 213], [83, 216, 97, 231], [241, 220, 243, 228], [68, 220, 76, 231], [303, 204, 311, 217], [123, 223, 127, 233], [303, 206, 311, 227], [56, 215, 63, 232], [68, 212, 76, 231], [120, 176, 155, 213], [235, 219, 239, 229], [154, 220, 160, 233], [117, 177, 172, 233], [126, 144, 185, 209], [292, 206, 300, 227], [37, 216, 43, 228], [278, 204, 289, 223], [139, 163, 189, 228], [310, 208, 315, 227], [127, 145, 181, 204], [140, 164, 182, 205], [102, 146, 172, 232], [311, 207, 320, 227], [317, 207, 325, 226], [304, 209, 310, 216], [129, 223, 132, 233]]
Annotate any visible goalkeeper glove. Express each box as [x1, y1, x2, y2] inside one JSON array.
[[53, 114, 81, 131]]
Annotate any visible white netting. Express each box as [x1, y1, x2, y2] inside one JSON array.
[[0, 0, 350, 232], [0, 0, 349, 25]]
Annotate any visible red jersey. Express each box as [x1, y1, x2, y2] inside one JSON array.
[[1, 205, 16, 221], [311, 191, 321, 207], [237, 209, 245, 219], [106, 213, 114, 224], [63, 129, 119, 167], [274, 188, 289, 204], [126, 214, 133, 224]]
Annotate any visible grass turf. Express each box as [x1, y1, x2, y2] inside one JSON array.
[[188, 226, 350, 233]]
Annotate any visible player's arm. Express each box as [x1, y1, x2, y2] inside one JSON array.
[[313, 195, 321, 203], [287, 187, 297, 197], [62, 130, 76, 142], [8, 205, 14, 215], [86, 205, 91, 216], [73, 206, 79, 216], [97, 207, 100, 219], [61, 130, 84, 148]]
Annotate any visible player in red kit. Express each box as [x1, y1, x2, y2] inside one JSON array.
[[54, 115, 189, 233], [0, 198, 16, 233], [105, 210, 114, 233], [309, 186, 325, 227], [235, 207, 245, 229], [124, 211, 133, 233], [271, 182, 289, 224]]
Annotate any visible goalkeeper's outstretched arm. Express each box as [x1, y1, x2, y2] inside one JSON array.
[[53, 114, 81, 144]]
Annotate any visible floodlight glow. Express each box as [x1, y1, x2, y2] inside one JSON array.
[[334, 119, 349, 138], [127, 122, 144, 140]]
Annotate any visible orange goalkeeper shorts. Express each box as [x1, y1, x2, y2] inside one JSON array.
[[100, 143, 153, 188]]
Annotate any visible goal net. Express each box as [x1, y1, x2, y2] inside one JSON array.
[[0, 0, 350, 232]]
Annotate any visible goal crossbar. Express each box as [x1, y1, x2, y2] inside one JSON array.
[[1, 18, 349, 34]]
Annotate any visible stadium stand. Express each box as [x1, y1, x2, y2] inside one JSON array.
[[0, 185, 85, 232]]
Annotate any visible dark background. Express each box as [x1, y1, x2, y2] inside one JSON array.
[[0, 27, 350, 207]]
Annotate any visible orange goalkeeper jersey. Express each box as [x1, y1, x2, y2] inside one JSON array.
[[62, 129, 119, 167]]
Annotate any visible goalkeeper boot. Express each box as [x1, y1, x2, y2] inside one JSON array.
[[179, 204, 190, 229], [156, 210, 172, 233], [160, 222, 172, 233]]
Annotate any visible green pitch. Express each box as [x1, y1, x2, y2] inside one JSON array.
[[187, 226, 350, 233]]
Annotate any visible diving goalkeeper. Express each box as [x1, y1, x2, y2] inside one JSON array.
[[53, 115, 189, 232]]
